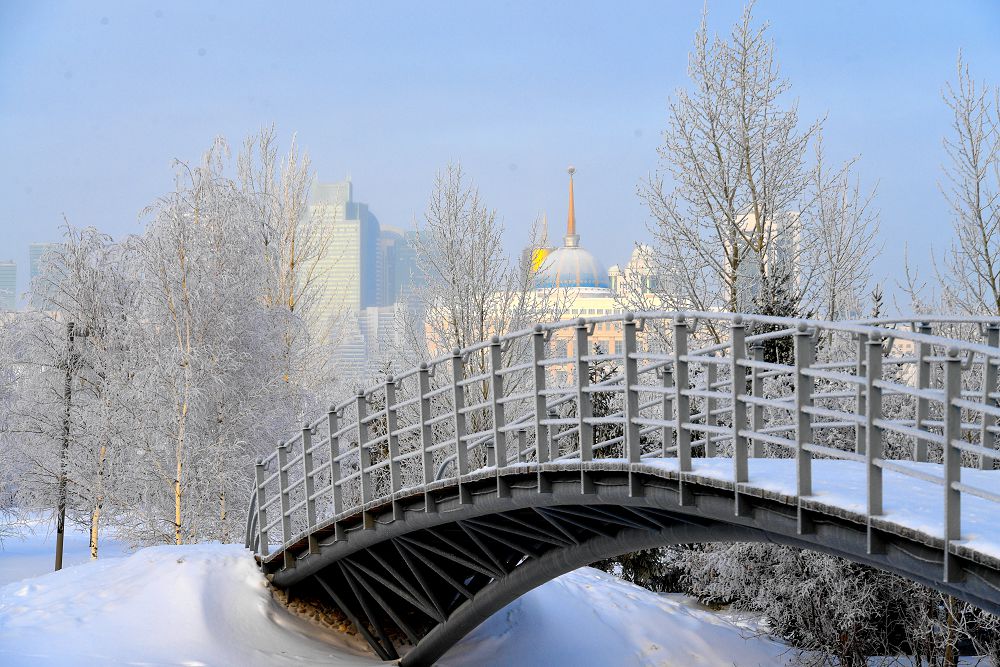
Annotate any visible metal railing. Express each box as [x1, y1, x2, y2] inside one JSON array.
[[245, 313, 1000, 579]]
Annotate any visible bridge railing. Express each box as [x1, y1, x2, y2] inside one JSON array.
[[245, 313, 1000, 579]]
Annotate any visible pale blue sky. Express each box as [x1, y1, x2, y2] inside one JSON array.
[[1, 1, 999, 304]]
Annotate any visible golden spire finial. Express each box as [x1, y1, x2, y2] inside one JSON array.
[[566, 166, 577, 243]]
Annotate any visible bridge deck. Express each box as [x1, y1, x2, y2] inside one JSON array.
[[638, 457, 1000, 564]]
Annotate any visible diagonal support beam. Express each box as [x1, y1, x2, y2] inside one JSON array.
[[530, 507, 582, 545], [347, 553, 443, 623], [463, 519, 543, 559], [397, 537, 474, 600], [457, 521, 510, 575], [393, 539, 449, 621], [340, 562, 400, 660], [539, 507, 620, 538], [343, 560, 421, 645], [466, 515, 573, 548], [404, 531, 502, 579], [315, 573, 396, 662]]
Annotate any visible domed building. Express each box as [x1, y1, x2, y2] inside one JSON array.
[[534, 167, 610, 291]]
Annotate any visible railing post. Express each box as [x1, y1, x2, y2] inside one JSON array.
[[660, 366, 674, 457], [943, 347, 963, 582], [417, 363, 435, 512], [575, 320, 594, 462], [328, 406, 344, 540], [276, 441, 294, 569], [356, 391, 373, 529], [451, 349, 471, 505], [979, 323, 999, 469], [516, 429, 527, 464], [914, 322, 932, 462], [750, 343, 764, 457], [673, 315, 691, 473], [385, 376, 403, 520], [855, 333, 868, 455], [489, 337, 507, 470], [794, 324, 814, 534], [623, 314, 642, 496], [254, 458, 269, 558], [705, 354, 718, 457], [865, 337, 884, 549], [731, 318, 748, 485], [301, 423, 319, 554], [532, 325, 550, 466]]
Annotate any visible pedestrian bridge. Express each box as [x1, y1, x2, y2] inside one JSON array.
[[244, 312, 1000, 665]]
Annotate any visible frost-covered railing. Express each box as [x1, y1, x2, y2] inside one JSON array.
[[244, 313, 1000, 578]]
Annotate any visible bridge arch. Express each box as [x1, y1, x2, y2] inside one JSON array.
[[245, 313, 1000, 664]]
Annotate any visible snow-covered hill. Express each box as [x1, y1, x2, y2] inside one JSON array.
[[0, 524, 796, 666]]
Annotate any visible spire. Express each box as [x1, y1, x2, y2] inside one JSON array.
[[565, 166, 579, 247]]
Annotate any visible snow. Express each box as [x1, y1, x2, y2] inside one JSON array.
[[0, 516, 130, 587], [0, 522, 799, 666], [0, 543, 380, 666], [438, 567, 795, 667], [642, 457, 1000, 561]]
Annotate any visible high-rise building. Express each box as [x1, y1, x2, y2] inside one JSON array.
[[309, 180, 382, 323], [377, 225, 421, 308], [29, 242, 59, 310], [0, 261, 16, 311]]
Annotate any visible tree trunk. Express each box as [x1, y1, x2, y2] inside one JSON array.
[[89, 443, 106, 559]]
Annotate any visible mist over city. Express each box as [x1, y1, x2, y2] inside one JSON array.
[[2, 2, 1000, 666]]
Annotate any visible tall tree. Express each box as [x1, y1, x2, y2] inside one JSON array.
[[936, 54, 1000, 315]]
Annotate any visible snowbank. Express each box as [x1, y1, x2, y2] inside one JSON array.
[[0, 537, 797, 666], [0, 543, 379, 666]]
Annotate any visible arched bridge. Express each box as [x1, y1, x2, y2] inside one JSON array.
[[244, 313, 1000, 665]]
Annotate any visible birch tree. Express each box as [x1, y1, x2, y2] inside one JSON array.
[[136, 139, 286, 544]]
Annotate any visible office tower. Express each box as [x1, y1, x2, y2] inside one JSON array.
[[309, 180, 381, 326], [29, 242, 59, 310], [377, 225, 421, 308], [0, 261, 15, 311]]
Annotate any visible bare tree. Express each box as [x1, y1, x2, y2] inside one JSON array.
[[642, 2, 820, 334], [809, 135, 881, 320], [935, 53, 1000, 315], [409, 163, 561, 361]]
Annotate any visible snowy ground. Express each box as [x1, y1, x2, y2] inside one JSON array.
[[0, 520, 798, 666]]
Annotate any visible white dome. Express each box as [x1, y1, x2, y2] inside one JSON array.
[[535, 244, 609, 290]]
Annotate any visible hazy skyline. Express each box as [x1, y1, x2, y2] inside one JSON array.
[[2, 1, 999, 306]]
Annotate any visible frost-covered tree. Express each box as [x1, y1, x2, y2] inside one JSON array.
[[133, 139, 289, 544], [935, 54, 1000, 316], [409, 163, 559, 360], [237, 126, 341, 415], [640, 2, 878, 337]]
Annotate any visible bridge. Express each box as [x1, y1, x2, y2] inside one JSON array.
[[243, 312, 1000, 665]]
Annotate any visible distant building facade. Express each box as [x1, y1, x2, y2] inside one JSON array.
[[0, 261, 15, 311], [308, 179, 422, 382], [29, 242, 59, 310]]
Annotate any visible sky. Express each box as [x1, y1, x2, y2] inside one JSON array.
[[1, 1, 999, 307]]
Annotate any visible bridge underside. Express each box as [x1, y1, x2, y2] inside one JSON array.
[[265, 463, 1000, 666]]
